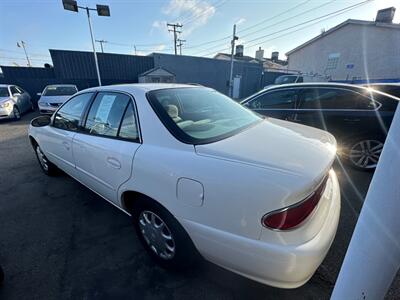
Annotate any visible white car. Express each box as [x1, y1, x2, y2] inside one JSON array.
[[0, 84, 33, 120], [28, 84, 340, 288], [37, 84, 78, 114]]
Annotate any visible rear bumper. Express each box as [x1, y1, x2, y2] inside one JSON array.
[[179, 170, 340, 288]]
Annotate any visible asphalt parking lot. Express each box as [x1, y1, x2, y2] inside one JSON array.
[[0, 111, 399, 300]]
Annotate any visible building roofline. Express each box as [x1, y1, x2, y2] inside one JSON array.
[[286, 18, 400, 56]]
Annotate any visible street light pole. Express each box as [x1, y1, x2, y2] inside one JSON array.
[[62, 0, 110, 87], [85, 7, 102, 86]]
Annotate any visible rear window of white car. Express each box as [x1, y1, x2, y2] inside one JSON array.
[[147, 87, 261, 144]]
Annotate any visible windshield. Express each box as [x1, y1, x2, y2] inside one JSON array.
[[0, 87, 10, 97], [275, 75, 299, 85], [147, 88, 262, 144], [43, 86, 77, 96]]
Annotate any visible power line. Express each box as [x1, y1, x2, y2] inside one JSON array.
[[244, 0, 373, 45], [180, 0, 227, 25], [185, 0, 330, 51], [200, 0, 374, 57], [194, 0, 337, 55], [239, 0, 337, 40], [238, 0, 313, 34]]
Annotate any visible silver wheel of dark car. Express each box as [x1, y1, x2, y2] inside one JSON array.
[[13, 106, 21, 120], [349, 139, 384, 169], [36, 145, 49, 172], [139, 210, 176, 260]]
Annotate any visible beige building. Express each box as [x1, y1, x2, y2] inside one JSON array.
[[286, 7, 400, 83]]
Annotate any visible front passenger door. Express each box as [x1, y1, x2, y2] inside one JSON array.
[[244, 89, 298, 120], [73, 92, 141, 204], [37, 92, 94, 175]]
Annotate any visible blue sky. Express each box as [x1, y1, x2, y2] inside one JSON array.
[[0, 0, 398, 67]]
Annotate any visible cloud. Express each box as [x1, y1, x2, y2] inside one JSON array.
[[236, 17, 246, 25], [155, 0, 216, 37], [134, 44, 167, 56]]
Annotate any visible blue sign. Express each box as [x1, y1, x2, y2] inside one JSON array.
[[346, 64, 354, 69]]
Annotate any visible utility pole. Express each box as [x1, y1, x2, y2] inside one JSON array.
[[229, 24, 238, 97], [17, 41, 31, 67], [167, 23, 182, 55], [133, 45, 137, 55], [95, 39, 107, 53], [177, 39, 186, 55]]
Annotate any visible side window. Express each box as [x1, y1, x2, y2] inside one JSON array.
[[53, 93, 93, 131], [249, 90, 297, 109], [15, 86, 25, 93], [84, 92, 130, 138], [119, 102, 139, 141], [10, 86, 19, 95], [300, 88, 360, 109]]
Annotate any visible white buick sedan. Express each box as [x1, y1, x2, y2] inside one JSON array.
[[28, 84, 340, 288]]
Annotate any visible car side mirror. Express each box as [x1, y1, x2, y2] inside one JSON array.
[[37, 92, 42, 96], [31, 115, 51, 127], [12, 93, 21, 97]]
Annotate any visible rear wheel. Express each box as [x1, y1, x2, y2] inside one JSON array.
[[34, 144, 58, 176], [346, 138, 384, 171], [131, 198, 200, 270], [13, 106, 21, 120]]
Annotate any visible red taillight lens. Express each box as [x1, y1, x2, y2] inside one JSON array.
[[262, 176, 328, 230]]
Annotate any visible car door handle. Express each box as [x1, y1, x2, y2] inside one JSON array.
[[62, 141, 70, 150], [107, 157, 121, 169]]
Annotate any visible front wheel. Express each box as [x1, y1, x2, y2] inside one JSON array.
[[13, 106, 21, 120], [34, 144, 58, 176], [346, 138, 384, 171], [132, 199, 200, 270]]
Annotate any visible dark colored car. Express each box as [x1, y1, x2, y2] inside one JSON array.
[[363, 83, 400, 98], [242, 83, 399, 170]]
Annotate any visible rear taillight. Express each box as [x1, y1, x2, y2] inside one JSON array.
[[262, 175, 329, 230]]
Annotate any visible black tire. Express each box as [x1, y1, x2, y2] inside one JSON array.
[[12, 105, 21, 120], [132, 198, 200, 270], [34, 144, 58, 176], [0, 265, 4, 285], [342, 136, 384, 172]]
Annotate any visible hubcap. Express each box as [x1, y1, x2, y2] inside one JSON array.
[[349, 139, 383, 169], [36, 146, 49, 171], [139, 211, 175, 260]]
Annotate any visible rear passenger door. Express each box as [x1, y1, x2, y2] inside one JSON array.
[[244, 89, 298, 120], [72, 92, 141, 204], [295, 87, 379, 143]]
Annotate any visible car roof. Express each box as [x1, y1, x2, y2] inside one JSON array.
[[0, 84, 12, 88], [264, 82, 364, 91], [82, 83, 204, 94], [44, 84, 77, 88]]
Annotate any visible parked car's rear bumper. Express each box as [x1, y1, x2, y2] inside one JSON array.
[[179, 170, 340, 288]]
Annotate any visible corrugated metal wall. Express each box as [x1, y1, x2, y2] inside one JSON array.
[[0, 50, 263, 103], [152, 53, 263, 99], [50, 50, 154, 81]]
